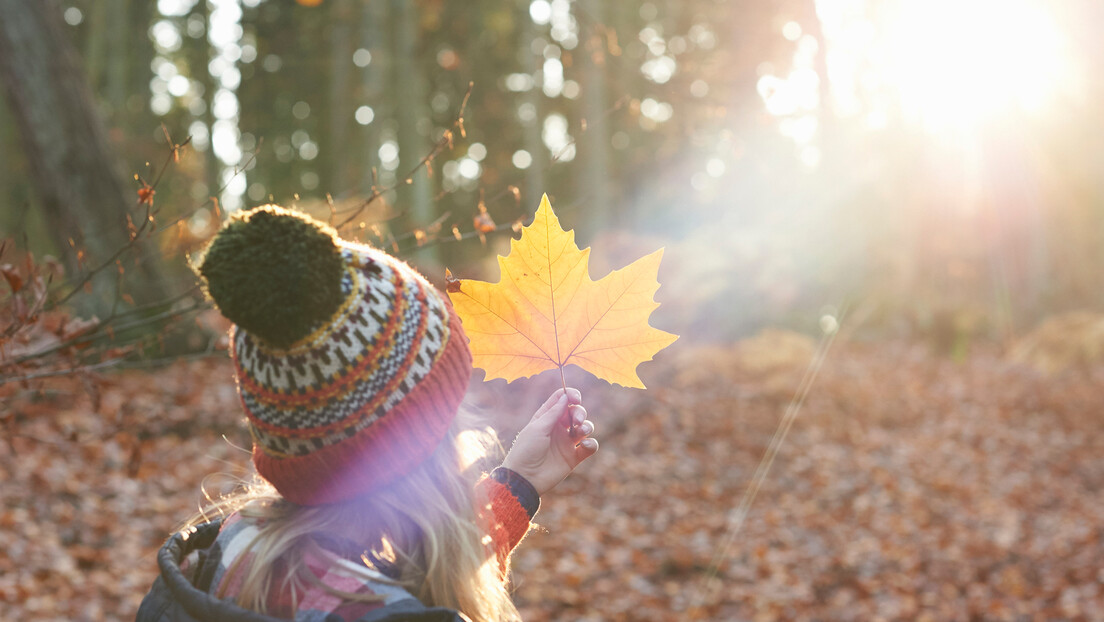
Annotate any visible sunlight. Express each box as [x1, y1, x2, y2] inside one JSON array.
[[886, 0, 1070, 129], [821, 0, 1076, 132]]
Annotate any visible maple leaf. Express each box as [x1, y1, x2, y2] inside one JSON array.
[[447, 194, 678, 389]]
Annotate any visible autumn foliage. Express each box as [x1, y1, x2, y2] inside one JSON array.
[[2, 334, 1103, 619], [447, 195, 678, 389], [4, 0, 1104, 618]]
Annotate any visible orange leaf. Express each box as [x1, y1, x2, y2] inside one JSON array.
[[137, 185, 155, 206], [474, 202, 496, 233], [447, 194, 677, 389]]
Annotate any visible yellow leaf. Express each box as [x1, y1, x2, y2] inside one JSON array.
[[447, 194, 678, 388]]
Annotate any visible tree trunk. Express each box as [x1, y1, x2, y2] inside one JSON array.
[[0, 0, 166, 311], [360, 0, 388, 196], [327, 0, 355, 197], [83, 0, 108, 90], [105, 0, 129, 121], [521, 5, 546, 213], [578, 0, 610, 232], [391, 0, 435, 260], [189, 0, 222, 205]]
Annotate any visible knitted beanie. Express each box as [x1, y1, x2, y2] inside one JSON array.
[[197, 205, 472, 506]]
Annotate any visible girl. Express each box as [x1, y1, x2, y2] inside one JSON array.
[[137, 205, 598, 621]]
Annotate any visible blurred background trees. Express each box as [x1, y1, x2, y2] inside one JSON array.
[[1, 0, 1102, 355], [0, 0, 168, 312], [3, 4, 1102, 618]]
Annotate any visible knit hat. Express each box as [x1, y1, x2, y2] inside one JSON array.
[[197, 205, 473, 506]]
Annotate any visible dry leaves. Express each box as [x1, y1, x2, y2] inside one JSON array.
[[0, 358, 249, 619], [1, 340, 1103, 620], [508, 340, 1104, 621]]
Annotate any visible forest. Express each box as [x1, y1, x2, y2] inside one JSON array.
[[1, 0, 1103, 619]]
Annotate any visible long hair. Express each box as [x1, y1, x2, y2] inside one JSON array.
[[186, 418, 522, 622]]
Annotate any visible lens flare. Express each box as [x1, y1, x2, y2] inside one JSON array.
[[818, 0, 1077, 132]]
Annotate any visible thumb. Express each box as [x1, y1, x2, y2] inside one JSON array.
[[532, 388, 580, 423], [530, 394, 571, 434]]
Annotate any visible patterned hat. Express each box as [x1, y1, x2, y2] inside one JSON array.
[[197, 205, 472, 505]]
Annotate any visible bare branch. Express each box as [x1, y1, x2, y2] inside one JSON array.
[[335, 83, 474, 230]]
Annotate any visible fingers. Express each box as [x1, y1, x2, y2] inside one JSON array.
[[556, 427, 597, 469], [574, 437, 599, 463], [535, 389, 567, 414], [542, 387, 581, 410], [565, 388, 582, 406], [574, 418, 594, 438], [533, 387, 582, 424], [563, 413, 597, 465], [568, 404, 587, 430]]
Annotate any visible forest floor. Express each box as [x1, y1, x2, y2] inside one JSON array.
[[1, 336, 1102, 621]]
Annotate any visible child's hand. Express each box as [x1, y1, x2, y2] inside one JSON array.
[[501, 388, 598, 496]]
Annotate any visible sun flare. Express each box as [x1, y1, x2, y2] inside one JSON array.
[[813, 0, 1079, 133], [882, 0, 1072, 129]]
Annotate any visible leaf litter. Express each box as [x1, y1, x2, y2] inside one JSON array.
[[1, 339, 1103, 620]]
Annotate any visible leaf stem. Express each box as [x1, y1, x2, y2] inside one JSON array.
[[559, 363, 575, 435]]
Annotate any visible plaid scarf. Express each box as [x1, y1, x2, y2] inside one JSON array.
[[204, 512, 414, 621], [188, 469, 537, 621]]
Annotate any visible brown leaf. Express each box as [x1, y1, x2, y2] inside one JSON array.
[[1, 263, 23, 293], [473, 210, 496, 234], [137, 184, 155, 206]]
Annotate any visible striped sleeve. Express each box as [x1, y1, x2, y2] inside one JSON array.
[[475, 467, 540, 577]]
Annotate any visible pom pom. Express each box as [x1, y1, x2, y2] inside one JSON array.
[[197, 205, 345, 349]]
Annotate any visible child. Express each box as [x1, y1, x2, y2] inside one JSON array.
[[137, 206, 598, 621]]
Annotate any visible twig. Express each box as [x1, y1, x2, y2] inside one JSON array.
[[335, 83, 474, 230], [3, 357, 126, 383], [0, 298, 206, 375], [2, 348, 225, 388], [47, 135, 185, 311], [150, 142, 263, 238]]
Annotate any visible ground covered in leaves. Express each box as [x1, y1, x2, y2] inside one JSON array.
[[2, 338, 1102, 621]]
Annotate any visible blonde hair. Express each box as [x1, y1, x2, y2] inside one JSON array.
[[188, 421, 522, 622]]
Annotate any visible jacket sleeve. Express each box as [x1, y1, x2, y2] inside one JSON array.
[[475, 467, 540, 577]]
